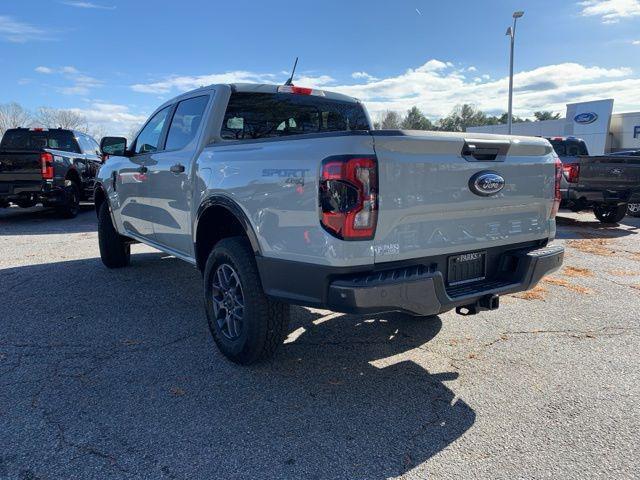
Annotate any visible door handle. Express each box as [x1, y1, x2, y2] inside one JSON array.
[[170, 163, 185, 174], [138, 165, 148, 173]]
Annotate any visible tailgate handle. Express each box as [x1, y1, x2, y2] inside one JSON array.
[[461, 139, 511, 161]]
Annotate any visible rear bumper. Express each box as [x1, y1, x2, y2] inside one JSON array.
[[565, 186, 640, 205], [0, 180, 66, 205], [257, 242, 564, 316]]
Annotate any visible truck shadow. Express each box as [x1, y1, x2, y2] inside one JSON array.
[[555, 213, 639, 239], [0, 204, 96, 235], [1, 252, 475, 479]]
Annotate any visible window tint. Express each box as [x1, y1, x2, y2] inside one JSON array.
[[165, 96, 208, 150], [221, 92, 370, 141], [134, 106, 171, 154], [0, 129, 80, 153]]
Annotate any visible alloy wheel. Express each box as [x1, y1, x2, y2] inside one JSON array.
[[211, 263, 245, 340]]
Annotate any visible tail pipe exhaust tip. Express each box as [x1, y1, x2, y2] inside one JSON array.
[[456, 294, 500, 316]]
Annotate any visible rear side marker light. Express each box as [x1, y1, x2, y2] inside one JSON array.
[[40, 152, 54, 180], [319, 156, 378, 240]]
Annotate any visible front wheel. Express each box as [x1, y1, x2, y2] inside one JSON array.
[[98, 202, 131, 268], [593, 204, 627, 224], [203, 237, 290, 365], [627, 203, 640, 218]]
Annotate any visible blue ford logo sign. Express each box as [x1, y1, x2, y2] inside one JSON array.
[[469, 171, 505, 196], [574, 112, 598, 124]]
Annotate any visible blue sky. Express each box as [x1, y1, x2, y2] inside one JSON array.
[[1, 0, 639, 135]]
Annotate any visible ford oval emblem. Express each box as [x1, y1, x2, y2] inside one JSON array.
[[469, 171, 505, 196], [574, 112, 598, 124]]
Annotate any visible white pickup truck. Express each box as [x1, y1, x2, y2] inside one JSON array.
[[95, 83, 564, 364]]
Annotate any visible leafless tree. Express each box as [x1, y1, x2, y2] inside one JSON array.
[[0, 102, 32, 136], [34, 107, 89, 131]]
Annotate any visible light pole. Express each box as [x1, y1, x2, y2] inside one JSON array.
[[506, 10, 524, 134]]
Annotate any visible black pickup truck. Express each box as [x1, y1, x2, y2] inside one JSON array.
[[0, 128, 102, 218], [547, 137, 640, 223]]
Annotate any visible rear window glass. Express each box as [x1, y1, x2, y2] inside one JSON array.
[[550, 140, 588, 157], [221, 92, 370, 141], [0, 129, 79, 153]]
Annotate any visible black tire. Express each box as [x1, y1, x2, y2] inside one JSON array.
[[98, 202, 131, 268], [627, 203, 640, 218], [56, 182, 80, 218], [203, 237, 290, 365], [593, 204, 627, 224]]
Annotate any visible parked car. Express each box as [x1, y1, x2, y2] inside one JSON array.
[[547, 136, 640, 223], [0, 127, 102, 217], [95, 83, 564, 364]]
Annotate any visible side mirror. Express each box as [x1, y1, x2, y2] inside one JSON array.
[[100, 136, 128, 157]]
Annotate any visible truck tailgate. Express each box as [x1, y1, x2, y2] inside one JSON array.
[[0, 151, 42, 194], [577, 155, 640, 192], [371, 131, 556, 263]]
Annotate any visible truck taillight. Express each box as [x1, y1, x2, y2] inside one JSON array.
[[551, 157, 562, 219], [40, 152, 54, 180], [319, 156, 378, 240], [562, 162, 580, 183]]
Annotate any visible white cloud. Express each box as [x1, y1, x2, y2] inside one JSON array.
[[352, 71, 378, 82], [633, 40, 640, 44], [0, 15, 48, 43], [324, 61, 636, 118], [131, 71, 334, 94], [128, 59, 640, 120], [34, 65, 102, 96], [68, 102, 147, 136], [467, 66, 478, 72], [60, 1, 116, 9], [579, 0, 640, 23]]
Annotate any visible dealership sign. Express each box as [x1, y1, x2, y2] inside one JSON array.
[[574, 112, 598, 124]]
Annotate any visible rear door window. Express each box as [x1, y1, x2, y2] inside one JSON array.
[[221, 92, 370, 141], [165, 95, 209, 150]]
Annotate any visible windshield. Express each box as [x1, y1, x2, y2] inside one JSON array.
[[221, 92, 370, 141], [0, 129, 80, 153]]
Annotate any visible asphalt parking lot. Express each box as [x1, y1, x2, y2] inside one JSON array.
[[1, 206, 639, 480]]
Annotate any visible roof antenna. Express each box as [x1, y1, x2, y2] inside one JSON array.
[[284, 57, 298, 86]]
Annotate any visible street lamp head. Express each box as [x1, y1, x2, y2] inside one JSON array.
[[513, 11, 524, 18]]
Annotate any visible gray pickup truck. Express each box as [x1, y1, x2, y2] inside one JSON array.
[[95, 83, 564, 364]]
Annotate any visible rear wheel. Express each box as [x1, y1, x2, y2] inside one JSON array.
[[627, 203, 640, 218], [98, 202, 131, 268], [203, 237, 289, 365], [56, 182, 80, 218], [593, 204, 627, 224]]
